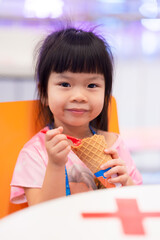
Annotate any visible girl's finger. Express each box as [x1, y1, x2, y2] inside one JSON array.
[[100, 158, 125, 170], [104, 165, 127, 178], [104, 148, 119, 159], [55, 140, 71, 154], [56, 145, 71, 161], [108, 174, 128, 185], [48, 133, 68, 148], [45, 127, 63, 141]]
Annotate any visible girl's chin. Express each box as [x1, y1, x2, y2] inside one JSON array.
[[64, 120, 90, 127], [66, 122, 88, 127]]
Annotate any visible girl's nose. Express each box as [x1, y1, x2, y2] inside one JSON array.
[[70, 89, 88, 102]]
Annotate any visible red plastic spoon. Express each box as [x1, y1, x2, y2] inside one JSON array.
[[66, 135, 82, 146], [41, 129, 82, 146]]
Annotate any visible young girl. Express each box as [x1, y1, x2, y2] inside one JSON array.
[[10, 26, 142, 206]]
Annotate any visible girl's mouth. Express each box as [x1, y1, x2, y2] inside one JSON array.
[[67, 108, 88, 114], [67, 109, 88, 115]]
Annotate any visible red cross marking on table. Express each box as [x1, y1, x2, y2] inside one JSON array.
[[82, 198, 160, 235]]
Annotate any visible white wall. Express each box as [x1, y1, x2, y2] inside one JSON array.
[[0, 26, 46, 77], [114, 58, 160, 129]]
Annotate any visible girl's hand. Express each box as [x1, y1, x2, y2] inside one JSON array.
[[100, 148, 133, 186], [45, 127, 71, 168]]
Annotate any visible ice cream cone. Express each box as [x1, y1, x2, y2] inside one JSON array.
[[71, 134, 111, 173], [71, 134, 120, 188]]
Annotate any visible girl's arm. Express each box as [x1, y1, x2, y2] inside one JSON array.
[[25, 127, 71, 206]]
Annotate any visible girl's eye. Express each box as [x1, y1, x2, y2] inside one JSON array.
[[60, 82, 71, 87], [88, 83, 97, 88]]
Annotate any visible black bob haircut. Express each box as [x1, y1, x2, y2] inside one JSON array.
[[35, 26, 114, 131]]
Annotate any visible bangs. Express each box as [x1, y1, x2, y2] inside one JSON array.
[[50, 29, 110, 75]]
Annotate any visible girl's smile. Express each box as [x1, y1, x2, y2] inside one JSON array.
[[66, 108, 89, 114]]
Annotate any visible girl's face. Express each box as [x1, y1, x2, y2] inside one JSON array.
[[46, 71, 105, 131]]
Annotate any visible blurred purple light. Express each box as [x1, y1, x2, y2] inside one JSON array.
[[24, 0, 64, 18], [98, 0, 125, 2]]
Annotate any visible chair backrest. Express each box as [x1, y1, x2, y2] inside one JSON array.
[[0, 97, 119, 219]]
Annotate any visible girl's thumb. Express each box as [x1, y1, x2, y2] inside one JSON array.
[[57, 126, 63, 133]]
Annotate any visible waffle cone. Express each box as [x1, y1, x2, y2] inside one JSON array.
[[71, 134, 112, 173]]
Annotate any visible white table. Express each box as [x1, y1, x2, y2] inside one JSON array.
[[0, 185, 160, 240]]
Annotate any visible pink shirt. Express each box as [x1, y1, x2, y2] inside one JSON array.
[[10, 128, 142, 204]]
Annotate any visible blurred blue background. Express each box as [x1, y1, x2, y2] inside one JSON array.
[[0, 0, 160, 184]]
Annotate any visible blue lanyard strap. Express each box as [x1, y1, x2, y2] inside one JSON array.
[[65, 166, 71, 196], [89, 125, 96, 135]]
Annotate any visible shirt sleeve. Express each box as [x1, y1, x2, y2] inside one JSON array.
[[10, 133, 48, 204], [116, 135, 143, 185]]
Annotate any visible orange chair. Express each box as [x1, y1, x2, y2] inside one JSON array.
[[0, 97, 119, 219]]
